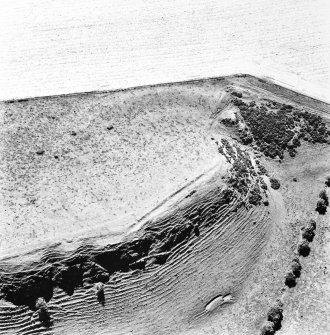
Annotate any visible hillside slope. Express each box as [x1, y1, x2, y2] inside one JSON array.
[[0, 75, 329, 335]]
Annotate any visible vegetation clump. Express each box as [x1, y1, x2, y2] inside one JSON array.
[[316, 199, 327, 214], [319, 190, 329, 206], [285, 272, 296, 288], [221, 141, 249, 194], [325, 176, 330, 187], [260, 321, 275, 335], [231, 91, 242, 98], [260, 179, 268, 190], [35, 297, 51, 325], [231, 98, 329, 159], [291, 258, 302, 277], [270, 178, 280, 190], [302, 226, 315, 242], [217, 139, 265, 205], [260, 299, 284, 334], [221, 118, 238, 126], [267, 302, 283, 331], [298, 240, 310, 257], [249, 185, 263, 205], [258, 164, 268, 175], [306, 219, 316, 231], [95, 282, 105, 304]]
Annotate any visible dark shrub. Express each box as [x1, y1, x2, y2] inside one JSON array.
[[306, 219, 316, 231], [325, 176, 330, 187], [259, 165, 268, 175], [222, 118, 238, 126], [291, 259, 302, 277], [298, 240, 310, 257], [302, 227, 315, 242], [95, 282, 105, 304], [35, 297, 51, 324], [242, 134, 253, 144], [319, 190, 329, 206], [288, 149, 296, 157], [231, 91, 243, 98], [293, 177, 297, 182], [260, 180, 268, 190], [270, 178, 280, 190], [316, 199, 327, 214], [260, 321, 275, 335], [235, 102, 329, 159], [249, 186, 262, 205], [267, 305, 283, 331], [285, 272, 296, 287], [292, 137, 300, 147], [263, 200, 269, 206]]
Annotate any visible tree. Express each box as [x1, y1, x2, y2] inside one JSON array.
[[306, 219, 316, 231], [35, 297, 51, 324], [270, 178, 280, 190], [285, 272, 296, 288], [319, 190, 329, 206], [95, 282, 105, 304], [298, 240, 310, 257], [302, 227, 315, 242], [316, 199, 327, 214], [231, 91, 243, 98], [325, 176, 330, 187], [260, 321, 275, 335], [267, 305, 283, 331], [291, 259, 302, 277]]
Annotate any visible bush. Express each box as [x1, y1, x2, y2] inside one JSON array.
[[259, 165, 268, 175], [316, 199, 327, 214], [298, 240, 310, 257], [325, 176, 330, 187], [302, 227, 315, 242], [260, 180, 268, 190], [319, 190, 329, 206], [260, 321, 275, 335], [249, 186, 262, 205], [231, 91, 243, 98], [235, 101, 329, 159], [270, 178, 280, 190], [35, 297, 51, 323], [95, 282, 105, 304], [267, 305, 283, 331], [306, 219, 316, 231], [285, 272, 296, 288], [291, 258, 302, 277]]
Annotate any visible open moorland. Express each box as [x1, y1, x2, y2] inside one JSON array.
[[0, 75, 329, 335]]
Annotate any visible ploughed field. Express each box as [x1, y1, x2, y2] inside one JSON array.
[[0, 75, 329, 334]]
